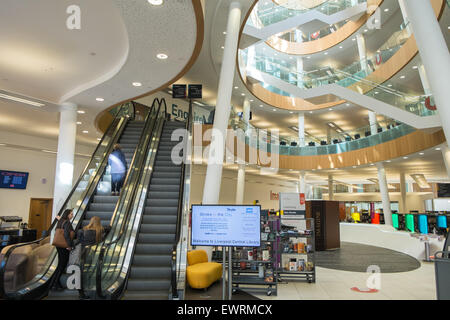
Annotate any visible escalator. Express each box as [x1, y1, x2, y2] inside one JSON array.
[[45, 120, 145, 300], [123, 120, 185, 300], [0, 100, 157, 300], [92, 101, 192, 300]]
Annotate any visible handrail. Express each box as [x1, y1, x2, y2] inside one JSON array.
[[171, 101, 192, 299], [0, 102, 132, 299], [95, 98, 168, 298], [77, 100, 159, 298]]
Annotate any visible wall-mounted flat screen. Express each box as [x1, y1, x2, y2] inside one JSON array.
[[0, 170, 29, 189], [191, 205, 261, 247], [437, 183, 450, 197]]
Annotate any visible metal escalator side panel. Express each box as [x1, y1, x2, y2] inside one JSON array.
[[0, 108, 131, 300]]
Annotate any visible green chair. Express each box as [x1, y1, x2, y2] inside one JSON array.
[[406, 214, 415, 232], [392, 214, 399, 229]]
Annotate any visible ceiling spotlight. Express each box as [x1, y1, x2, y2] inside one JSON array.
[[234, 86, 239, 89], [273, 109, 277, 111], [412, 66, 418, 69], [259, 105, 263, 107], [77, 110, 85, 114], [241, 93, 245, 96], [221, 46, 225, 49], [76, 122, 82, 125], [403, 156, 408, 159], [96, 98, 104, 102], [339, 46, 343, 49], [436, 147, 441, 151], [82, 130, 89, 134], [419, 152, 424, 155], [148, 0, 163, 5], [97, 138, 101, 141], [250, 99, 254, 102], [400, 75, 406, 79], [384, 8, 389, 12], [132, 82, 142, 87], [223, 31, 227, 35], [156, 53, 168, 60]]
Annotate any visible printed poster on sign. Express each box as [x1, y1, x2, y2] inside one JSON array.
[[279, 193, 306, 218]]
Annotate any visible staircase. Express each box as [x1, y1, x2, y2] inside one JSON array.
[[123, 120, 185, 300], [45, 120, 145, 300]]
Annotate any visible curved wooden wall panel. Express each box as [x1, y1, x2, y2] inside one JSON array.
[[197, 125, 445, 170], [266, 0, 383, 55]]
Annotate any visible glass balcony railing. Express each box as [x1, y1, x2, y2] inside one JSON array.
[[250, 0, 367, 29], [274, 20, 348, 44], [229, 116, 415, 156], [241, 21, 437, 117]]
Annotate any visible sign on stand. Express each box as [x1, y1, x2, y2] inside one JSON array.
[[279, 193, 306, 218]]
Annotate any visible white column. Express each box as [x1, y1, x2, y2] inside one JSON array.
[[368, 111, 378, 135], [299, 171, 306, 195], [201, 2, 241, 260], [356, 33, 368, 74], [328, 174, 334, 200], [376, 163, 392, 226], [298, 112, 305, 147], [243, 98, 251, 135], [52, 102, 77, 219], [295, 29, 304, 87], [307, 184, 313, 200], [418, 64, 432, 95], [235, 164, 245, 204], [403, 0, 450, 143], [397, 0, 413, 36], [441, 145, 450, 179], [246, 45, 255, 69], [400, 172, 407, 213]]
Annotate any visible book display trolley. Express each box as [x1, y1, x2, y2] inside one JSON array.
[[278, 217, 316, 283], [231, 211, 280, 296]]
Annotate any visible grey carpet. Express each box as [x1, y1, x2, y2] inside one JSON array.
[[315, 242, 421, 273]]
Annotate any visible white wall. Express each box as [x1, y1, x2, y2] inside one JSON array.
[[190, 165, 298, 210], [0, 130, 94, 223]]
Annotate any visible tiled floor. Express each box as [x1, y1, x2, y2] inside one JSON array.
[[251, 262, 437, 300]]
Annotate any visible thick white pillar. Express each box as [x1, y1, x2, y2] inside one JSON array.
[[299, 171, 306, 195], [376, 163, 392, 226], [298, 112, 305, 147], [235, 164, 245, 205], [356, 33, 368, 74], [52, 102, 77, 218], [400, 172, 407, 213], [418, 64, 432, 95], [398, 0, 413, 36], [441, 145, 450, 179], [403, 0, 450, 143], [243, 98, 251, 135], [328, 174, 334, 200], [201, 2, 241, 260], [368, 111, 378, 135], [295, 29, 304, 87]]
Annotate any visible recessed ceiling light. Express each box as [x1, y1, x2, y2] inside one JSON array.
[[96, 98, 104, 102], [259, 105, 263, 107], [0, 93, 45, 107], [241, 93, 245, 96], [273, 109, 276, 111], [250, 99, 254, 102], [76, 122, 82, 125], [223, 31, 227, 35], [436, 147, 441, 151], [339, 46, 343, 49], [221, 46, 224, 49], [0, 143, 6, 146], [156, 53, 168, 60], [386, 160, 391, 163], [148, 0, 163, 5], [387, 84, 393, 87], [400, 76, 405, 79], [346, 103, 350, 106], [132, 82, 142, 87], [97, 138, 101, 141], [329, 108, 333, 111], [309, 111, 313, 114], [289, 111, 293, 114], [403, 156, 408, 159], [324, 52, 328, 55], [352, 166, 357, 168], [77, 110, 85, 114], [412, 66, 418, 69], [234, 86, 238, 89], [419, 152, 424, 155], [384, 8, 389, 12], [82, 130, 89, 134]]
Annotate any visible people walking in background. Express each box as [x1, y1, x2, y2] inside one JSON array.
[[108, 143, 128, 196]]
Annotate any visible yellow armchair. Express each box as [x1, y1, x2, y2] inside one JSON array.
[[186, 250, 222, 289]]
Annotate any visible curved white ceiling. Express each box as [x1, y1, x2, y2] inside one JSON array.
[[0, 0, 129, 104]]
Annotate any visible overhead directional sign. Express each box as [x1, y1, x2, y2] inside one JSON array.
[[188, 84, 202, 99], [172, 84, 187, 99]]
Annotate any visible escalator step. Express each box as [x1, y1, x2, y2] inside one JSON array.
[[149, 184, 180, 192], [142, 215, 177, 224], [144, 206, 178, 215], [126, 280, 171, 291], [132, 254, 172, 267], [139, 223, 176, 234], [129, 266, 171, 279], [146, 198, 179, 207], [85, 211, 114, 220], [137, 233, 175, 244], [93, 195, 119, 203], [152, 172, 181, 179], [151, 178, 180, 185], [122, 291, 169, 300], [134, 243, 172, 255], [89, 203, 116, 211], [147, 191, 180, 199]]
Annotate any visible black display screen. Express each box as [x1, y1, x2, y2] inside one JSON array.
[[0, 170, 29, 189], [437, 183, 450, 197]]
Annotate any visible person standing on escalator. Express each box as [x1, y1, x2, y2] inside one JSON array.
[[108, 144, 128, 196]]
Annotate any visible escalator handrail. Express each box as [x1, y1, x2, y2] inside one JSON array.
[[171, 101, 192, 298], [77, 100, 158, 296], [0, 102, 133, 299], [95, 98, 168, 298]]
